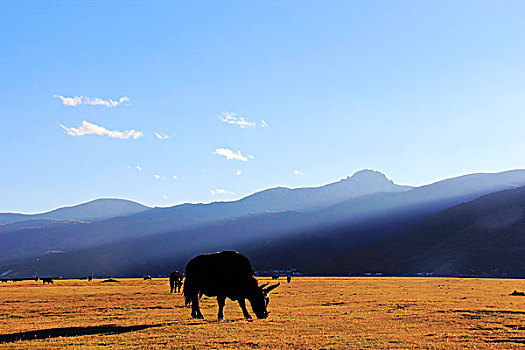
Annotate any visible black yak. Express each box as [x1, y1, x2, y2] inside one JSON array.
[[41, 278, 53, 284], [169, 271, 183, 293], [183, 251, 279, 320], [143, 275, 152, 281]]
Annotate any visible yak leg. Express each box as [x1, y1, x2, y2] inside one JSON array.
[[238, 298, 252, 320], [191, 294, 204, 319], [217, 295, 226, 321]]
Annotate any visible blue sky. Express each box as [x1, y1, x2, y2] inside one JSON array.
[[1, 1, 524, 213]]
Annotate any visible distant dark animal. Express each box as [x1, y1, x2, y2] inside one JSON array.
[[271, 275, 280, 280], [102, 278, 119, 283], [170, 271, 183, 293], [287, 275, 292, 283], [0, 279, 7, 283], [143, 275, 152, 280], [41, 278, 53, 284], [183, 251, 280, 320], [88, 275, 93, 282], [510, 290, 525, 296]]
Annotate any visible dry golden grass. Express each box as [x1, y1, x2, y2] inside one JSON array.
[[1, 277, 524, 349]]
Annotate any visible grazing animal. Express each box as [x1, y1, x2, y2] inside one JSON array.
[[143, 275, 152, 280], [510, 290, 525, 296], [271, 275, 280, 280], [88, 275, 93, 282], [183, 251, 280, 320], [170, 271, 183, 293], [41, 278, 53, 284], [287, 275, 292, 283]]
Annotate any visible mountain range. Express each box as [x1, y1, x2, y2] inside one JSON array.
[[0, 198, 149, 225], [1, 169, 524, 278]]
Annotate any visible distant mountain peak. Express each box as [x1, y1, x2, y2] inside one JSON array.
[[335, 169, 397, 189], [345, 169, 392, 181], [351, 168, 387, 177]]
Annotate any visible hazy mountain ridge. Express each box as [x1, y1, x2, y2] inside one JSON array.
[[338, 186, 525, 276], [0, 170, 408, 267], [134, 169, 412, 223], [2, 169, 525, 277], [0, 198, 150, 225]]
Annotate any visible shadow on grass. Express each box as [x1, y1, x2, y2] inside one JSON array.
[[0, 323, 172, 344], [184, 317, 251, 326]]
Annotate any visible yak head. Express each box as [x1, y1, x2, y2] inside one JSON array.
[[248, 282, 280, 319]]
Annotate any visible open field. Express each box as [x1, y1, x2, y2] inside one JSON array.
[[1, 277, 524, 349]]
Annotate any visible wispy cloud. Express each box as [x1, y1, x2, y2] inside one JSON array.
[[54, 95, 130, 107], [210, 189, 234, 195], [219, 112, 256, 128], [154, 132, 169, 140], [162, 195, 168, 199], [219, 112, 268, 129], [60, 120, 143, 139], [154, 174, 162, 179], [235, 169, 242, 176], [172, 175, 178, 180], [212, 148, 249, 161], [293, 170, 304, 175], [136, 166, 142, 171]]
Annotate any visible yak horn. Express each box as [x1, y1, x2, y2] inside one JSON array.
[[264, 282, 280, 293]]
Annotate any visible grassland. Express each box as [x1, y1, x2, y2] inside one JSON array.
[[0, 277, 524, 349]]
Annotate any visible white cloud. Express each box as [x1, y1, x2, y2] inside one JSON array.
[[60, 120, 143, 139], [154, 174, 161, 179], [294, 170, 304, 175], [212, 148, 249, 161], [210, 189, 234, 195], [219, 112, 268, 129], [163, 195, 168, 199], [155, 132, 169, 140], [172, 175, 178, 180], [235, 169, 242, 176], [54, 95, 82, 106], [136, 166, 142, 171], [54, 95, 130, 107], [219, 112, 256, 128], [248, 155, 255, 160]]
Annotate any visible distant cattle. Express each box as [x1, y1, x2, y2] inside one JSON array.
[[170, 271, 183, 293], [287, 275, 292, 283], [183, 251, 279, 320], [41, 278, 53, 284], [271, 275, 280, 280], [143, 275, 152, 281], [101, 278, 119, 283], [88, 275, 93, 282]]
